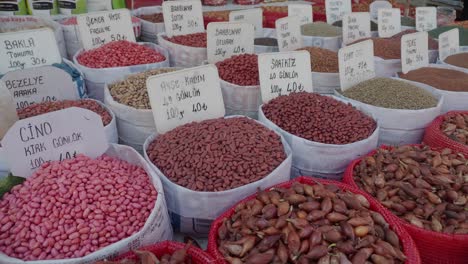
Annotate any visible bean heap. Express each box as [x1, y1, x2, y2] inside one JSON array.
[[138, 13, 164, 23], [442, 113, 468, 144], [353, 145, 468, 234], [165, 33, 207, 48], [296, 47, 338, 73], [301, 22, 341, 37], [203, 10, 231, 21], [262, 93, 376, 144], [399, 67, 468, 92], [77, 41, 166, 68], [18, 99, 112, 126], [217, 182, 406, 264], [109, 68, 177, 109], [97, 243, 192, 264], [216, 54, 259, 86], [444, 53, 468, 69], [342, 78, 438, 110], [0, 155, 157, 260], [146, 117, 286, 192]]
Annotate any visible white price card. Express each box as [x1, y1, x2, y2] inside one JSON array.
[[342, 12, 371, 45], [1, 107, 108, 178], [162, 0, 204, 37], [2, 66, 79, 110], [207, 22, 255, 63], [401, 31, 429, 74], [229, 9, 263, 37], [276, 16, 303, 52], [147, 65, 225, 134], [338, 39, 375, 90], [439, 28, 459, 61], [258, 51, 313, 103], [378, 8, 401, 38], [325, 0, 352, 24], [416, 7, 437, 32], [0, 28, 61, 74], [77, 9, 136, 50], [288, 3, 313, 25]]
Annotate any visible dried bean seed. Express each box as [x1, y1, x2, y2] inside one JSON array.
[[165, 32, 207, 48], [216, 54, 259, 86], [441, 113, 468, 145], [399, 67, 468, 92], [296, 47, 338, 73]]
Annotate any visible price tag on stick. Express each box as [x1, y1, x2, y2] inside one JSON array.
[[0, 28, 61, 74], [325, 0, 352, 24], [258, 51, 313, 103], [77, 9, 136, 50], [288, 3, 313, 25], [276, 16, 303, 52], [342, 12, 371, 45], [338, 40, 375, 90], [1, 107, 108, 178], [378, 8, 401, 38], [162, 0, 204, 37], [207, 22, 255, 63], [147, 65, 225, 134], [439, 28, 459, 61], [401, 31, 429, 74], [416, 7, 437, 32], [229, 9, 263, 37]]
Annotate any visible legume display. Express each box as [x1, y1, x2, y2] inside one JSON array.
[[442, 113, 468, 144], [444, 53, 468, 69], [216, 54, 259, 86], [297, 47, 338, 73], [399, 67, 468, 92], [165, 33, 207, 48]]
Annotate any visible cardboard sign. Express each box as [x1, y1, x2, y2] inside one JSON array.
[[401, 31, 429, 74], [0, 28, 61, 74], [338, 40, 375, 90], [288, 3, 313, 25], [1, 107, 108, 178], [378, 8, 401, 38], [162, 0, 204, 37], [207, 22, 255, 63], [77, 9, 136, 50], [439, 28, 459, 61], [342, 12, 371, 45], [258, 51, 313, 103], [325, 0, 352, 24], [147, 65, 225, 134], [416, 7, 437, 32], [276, 16, 303, 52], [229, 9, 263, 37], [2, 66, 78, 110]]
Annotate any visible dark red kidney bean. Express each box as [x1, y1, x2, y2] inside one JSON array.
[[216, 54, 259, 86]]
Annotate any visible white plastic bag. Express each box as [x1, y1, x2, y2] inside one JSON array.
[[73, 43, 170, 101], [312, 71, 340, 94], [220, 79, 261, 119], [157, 33, 207, 67], [375, 50, 439, 77], [302, 35, 342, 52], [143, 116, 292, 237], [258, 96, 380, 180], [132, 6, 165, 43]]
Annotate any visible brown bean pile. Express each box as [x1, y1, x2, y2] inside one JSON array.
[[97, 243, 192, 264], [138, 13, 164, 23], [398, 67, 468, 92], [17, 99, 112, 126], [442, 113, 468, 145], [296, 47, 338, 73], [217, 182, 406, 264], [262, 92, 376, 144], [109, 68, 177, 109], [216, 54, 259, 86], [165, 33, 207, 48], [353, 145, 468, 234], [203, 10, 231, 21], [444, 53, 468, 69], [146, 117, 286, 192]]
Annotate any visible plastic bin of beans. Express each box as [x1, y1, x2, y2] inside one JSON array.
[[398, 64, 468, 113], [301, 22, 343, 52], [254, 37, 279, 54], [132, 6, 165, 43], [337, 77, 443, 145], [297, 46, 340, 94], [157, 32, 207, 67], [143, 116, 292, 236], [215, 54, 261, 118], [207, 177, 421, 264], [258, 92, 379, 179], [73, 40, 169, 101], [0, 143, 173, 263], [104, 68, 179, 153], [343, 144, 468, 264]]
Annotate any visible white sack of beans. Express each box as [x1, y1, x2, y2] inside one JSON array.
[[311, 71, 340, 94], [157, 33, 207, 67], [220, 79, 261, 119], [132, 6, 165, 43]]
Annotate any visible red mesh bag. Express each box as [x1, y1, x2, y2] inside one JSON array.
[[207, 176, 421, 264], [343, 144, 468, 264], [113, 241, 216, 263], [423, 111, 468, 157]]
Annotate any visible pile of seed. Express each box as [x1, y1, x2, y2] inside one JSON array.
[[301, 22, 342, 37], [441, 113, 468, 144], [109, 68, 177, 109], [333, 20, 378, 31], [444, 53, 468, 69], [216, 54, 259, 86], [262, 92, 376, 144], [146, 117, 286, 192], [399, 67, 468, 92], [203, 10, 230, 22], [254, 37, 278, 46], [165, 32, 207, 48], [342, 78, 438, 110], [297, 46, 339, 72], [18, 99, 112, 126], [138, 13, 164, 23]]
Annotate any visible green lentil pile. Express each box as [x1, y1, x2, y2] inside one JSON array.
[[342, 78, 438, 110], [401, 16, 416, 27], [333, 20, 378, 31], [301, 22, 342, 37]]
